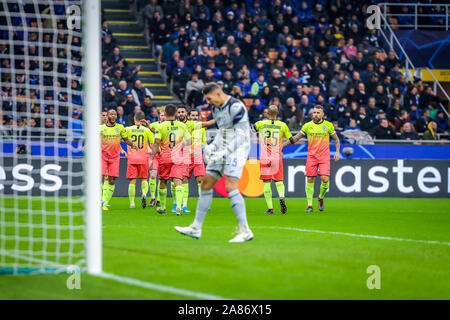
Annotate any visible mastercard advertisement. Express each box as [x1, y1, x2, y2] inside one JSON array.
[[213, 160, 265, 197]]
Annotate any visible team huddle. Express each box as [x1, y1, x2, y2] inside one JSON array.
[[100, 82, 340, 243]]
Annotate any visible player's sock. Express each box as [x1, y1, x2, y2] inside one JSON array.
[[228, 189, 249, 230], [149, 178, 156, 198], [128, 184, 136, 206], [305, 182, 314, 207], [175, 185, 184, 210], [105, 183, 115, 205], [102, 180, 109, 203], [275, 181, 285, 199], [141, 180, 149, 198], [182, 183, 189, 208], [171, 182, 176, 198], [319, 181, 329, 199], [159, 188, 167, 210], [263, 182, 273, 209], [156, 180, 160, 201], [192, 189, 213, 229]]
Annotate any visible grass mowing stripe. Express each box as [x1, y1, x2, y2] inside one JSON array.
[[98, 272, 231, 300], [256, 226, 450, 246]]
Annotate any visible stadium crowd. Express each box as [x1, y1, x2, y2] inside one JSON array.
[[0, 0, 449, 145]]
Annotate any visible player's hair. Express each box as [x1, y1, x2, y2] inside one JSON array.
[[188, 109, 198, 116], [313, 105, 324, 111], [268, 105, 279, 116], [202, 82, 221, 95], [134, 111, 145, 121], [165, 104, 177, 116], [177, 104, 188, 112]]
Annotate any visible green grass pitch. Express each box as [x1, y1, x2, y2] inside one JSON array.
[[1, 196, 450, 299]]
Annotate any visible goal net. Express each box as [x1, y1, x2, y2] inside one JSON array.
[[0, 0, 92, 274]]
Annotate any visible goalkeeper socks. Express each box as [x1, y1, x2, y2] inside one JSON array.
[[275, 181, 285, 199], [263, 182, 273, 209], [193, 189, 213, 229], [182, 183, 189, 208], [175, 185, 184, 210], [158, 188, 167, 210], [128, 184, 136, 206], [305, 182, 314, 207], [229, 189, 249, 230], [319, 181, 329, 199], [105, 183, 115, 205], [141, 180, 149, 198], [149, 178, 156, 199]]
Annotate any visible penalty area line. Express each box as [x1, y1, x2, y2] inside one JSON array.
[[97, 272, 231, 300], [255, 226, 450, 246]]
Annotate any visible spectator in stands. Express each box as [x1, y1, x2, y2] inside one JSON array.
[[146, 107, 159, 123], [416, 109, 431, 133], [373, 118, 396, 140], [106, 47, 123, 67], [251, 74, 267, 97], [395, 110, 410, 131], [186, 73, 204, 107], [423, 121, 439, 141], [171, 59, 190, 100], [141, 95, 154, 117], [435, 110, 449, 133], [400, 122, 419, 141], [116, 106, 126, 126], [248, 98, 265, 124], [131, 80, 153, 106], [329, 72, 349, 98]]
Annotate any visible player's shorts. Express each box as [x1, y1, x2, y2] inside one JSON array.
[[158, 162, 186, 180], [206, 133, 250, 180], [187, 156, 205, 178], [101, 158, 120, 178], [305, 157, 330, 177], [259, 146, 283, 181], [150, 154, 160, 171], [126, 162, 149, 179]]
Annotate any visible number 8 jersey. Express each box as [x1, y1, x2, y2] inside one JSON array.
[[125, 125, 154, 164], [154, 120, 191, 164]]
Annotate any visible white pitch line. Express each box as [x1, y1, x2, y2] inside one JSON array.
[[4, 252, 230, 300], [98, 272, 230, 300], [255, 226, 450, 246]]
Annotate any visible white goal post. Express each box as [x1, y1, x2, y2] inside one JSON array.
[[0, 0, 102, 275]]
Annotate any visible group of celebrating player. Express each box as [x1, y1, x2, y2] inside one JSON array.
[[99, 82, 340, 243]]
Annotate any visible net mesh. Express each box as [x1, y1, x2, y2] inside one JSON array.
[[0, 0, 86, 274]]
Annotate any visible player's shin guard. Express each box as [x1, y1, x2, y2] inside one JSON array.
[[319, 181, 329, 199], [229, 189, 249, 230], [158, 188, 167, 210], [182, 183, 189, 208], [149, 178, 156, 198], [128, 184, 136, 206], [141, 180, 149, 198], [275, 181, 285, 199], [193, 189, 213, 229], [305, 182, 314, 207], [263, 182, 273, 209], [175, 185, 184, 210]]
